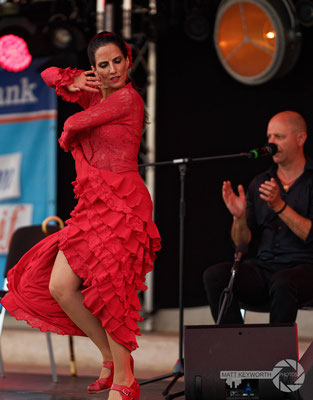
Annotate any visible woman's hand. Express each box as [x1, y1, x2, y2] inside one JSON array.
[[67, 70, 102, 93]]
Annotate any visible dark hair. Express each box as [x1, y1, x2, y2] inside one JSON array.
[[87, 31, 128, 67], [87, 31, 149, 127]]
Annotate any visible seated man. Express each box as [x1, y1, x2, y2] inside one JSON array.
[[203, 111, 313, 324]]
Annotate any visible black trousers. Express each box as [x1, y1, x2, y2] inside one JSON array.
[[202, 260, 313, 324]]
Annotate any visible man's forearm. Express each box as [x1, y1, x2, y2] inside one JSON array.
[[231, 216, 252, 246], [277, 204, 312, 241]]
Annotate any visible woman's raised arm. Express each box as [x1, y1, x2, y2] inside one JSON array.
[[41, 67, 101, 109]]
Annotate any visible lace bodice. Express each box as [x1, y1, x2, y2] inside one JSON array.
[[41, 67, 144, 173]]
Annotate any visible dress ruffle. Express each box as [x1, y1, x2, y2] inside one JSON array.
[[3, 233, 86, 337], [2, 146, 161, 352], [58, 147, 161, 350], [54, 67, 85, 103]]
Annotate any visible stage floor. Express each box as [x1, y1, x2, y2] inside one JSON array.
[[0, 372, 185, 400], [0, 371, 298, 400]]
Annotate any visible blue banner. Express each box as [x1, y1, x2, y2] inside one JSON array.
[[0, 58, 57, 287]]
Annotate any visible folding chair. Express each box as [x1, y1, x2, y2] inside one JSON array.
[[0, 216, 76, 382]]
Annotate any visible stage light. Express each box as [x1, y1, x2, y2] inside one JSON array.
[[51, 26, 73, 49], [45, 19, 87, 53], [0, 34, 32, 72], [296, 0, 313, 27], [214, 0, 302, 85], [0, 2, 90, 63], [184, 8, 210, 42], [265, 31, 275, 39]]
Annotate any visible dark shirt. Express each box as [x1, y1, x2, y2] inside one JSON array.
[[246, 157, 313, 267]]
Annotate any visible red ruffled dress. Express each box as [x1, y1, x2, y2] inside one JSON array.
[[1, 67, 161, 352]]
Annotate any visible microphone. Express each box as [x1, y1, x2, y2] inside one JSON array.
[[232, 243, 248, 274], [248, 143, 278, 159]]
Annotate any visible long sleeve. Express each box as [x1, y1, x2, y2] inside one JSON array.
[[59, 86, 143, 151], [41, 67, 92, 109]]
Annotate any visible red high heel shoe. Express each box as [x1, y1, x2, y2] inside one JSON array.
[[111, 378, 140, 400], [87, 360, 114, 394], [87, 356, 134, 394]]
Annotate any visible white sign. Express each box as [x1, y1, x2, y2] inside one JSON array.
[[221, 359, 305, 393], [0, 77, 38, 107], [0, 152, 22, 201], [0, 204, 33, 254]]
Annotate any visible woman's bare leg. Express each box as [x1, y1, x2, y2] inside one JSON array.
[[49, 250, 112, 378], [106, 334, 134, 400]]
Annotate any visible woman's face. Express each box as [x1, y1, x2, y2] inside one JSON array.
[[92, 43, 129, 93]]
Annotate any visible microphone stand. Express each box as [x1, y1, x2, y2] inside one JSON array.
[[138, 151, 254, 399], [216, 250, 243, 325]]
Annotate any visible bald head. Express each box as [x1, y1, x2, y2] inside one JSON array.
[[267, 111, 307, 166], [269, 111, 307, 136]]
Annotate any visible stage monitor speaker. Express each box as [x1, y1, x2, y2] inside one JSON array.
[[296, 340, 313, 400], [184, 323, 298, 400]]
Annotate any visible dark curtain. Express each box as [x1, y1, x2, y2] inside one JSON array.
[[153, 9, 313, 309]]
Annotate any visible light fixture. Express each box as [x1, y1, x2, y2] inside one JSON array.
[[50, 25, 73, 49], [0, 34, 32, 72], [184, 7, 210, 42], [296, 0, 313, 27], [214, 0, 302, 85], [0, 2, 91, 64], [45, 17, 87, 53]]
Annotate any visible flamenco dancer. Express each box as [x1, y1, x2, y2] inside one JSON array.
[[1, 31, 161, 400]]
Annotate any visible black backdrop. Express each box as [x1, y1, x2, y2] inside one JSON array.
[[152, 9, 313, 310], [54, 2, 313, 312]]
